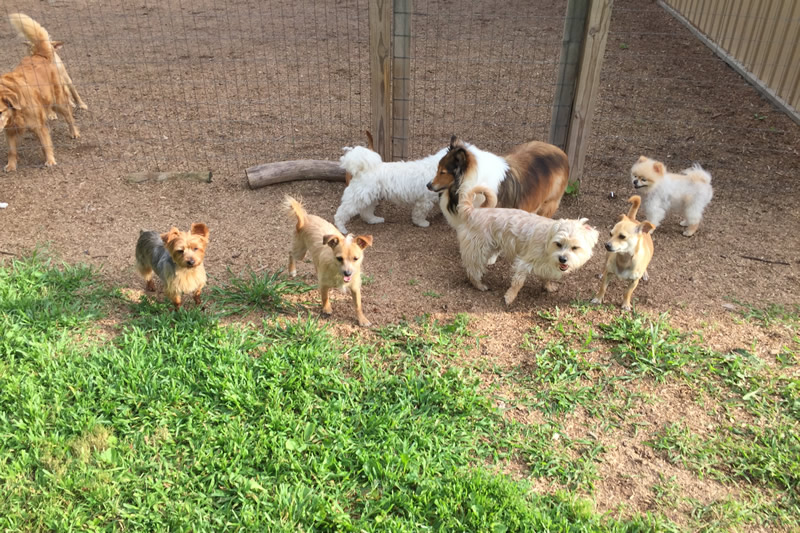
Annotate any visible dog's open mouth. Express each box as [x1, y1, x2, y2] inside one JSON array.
[[343, 274, 352, 282], [559, 264, 569, 272]]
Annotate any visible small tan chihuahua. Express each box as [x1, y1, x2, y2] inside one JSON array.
[[592, 195, 655, 311], [285, 196, 373, 326]]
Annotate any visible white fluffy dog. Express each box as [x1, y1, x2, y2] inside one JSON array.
[[630, 156, 713, 237], [334, 142, 447, 234], [456, 186, 599, 305]]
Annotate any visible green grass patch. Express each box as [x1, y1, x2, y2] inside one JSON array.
[[210, 267, 313, 316], [728, 299, 800, 329], [648, 421, 800, 498], [1, 255, 674, 531], [375, 313, 474, 361]]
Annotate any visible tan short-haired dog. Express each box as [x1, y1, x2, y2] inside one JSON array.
[[285, 196, 373, 327], [135, 223, 210, 310], [592, 196, 655, 311]]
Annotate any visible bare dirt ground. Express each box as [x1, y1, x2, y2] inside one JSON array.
[[1, 0, 798, 528]]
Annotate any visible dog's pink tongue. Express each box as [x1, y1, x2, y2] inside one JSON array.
[[560, 264, 569, 271], [343, 275, 352, 282]]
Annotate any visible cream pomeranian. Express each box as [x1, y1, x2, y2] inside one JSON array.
[[630, 156, 712, 237], [455, 186, 599, 305]]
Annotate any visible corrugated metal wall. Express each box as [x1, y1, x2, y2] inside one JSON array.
[[662, 0, 799, 114]]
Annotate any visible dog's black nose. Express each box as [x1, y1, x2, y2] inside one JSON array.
[[605, 242, 613, 251], [558, 255, 568, 264], [343, 269, 353, 277], [426, 182, 434, 191], [187, 258, 195, 266]]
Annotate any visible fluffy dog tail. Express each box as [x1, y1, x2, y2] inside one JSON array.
[[626, 195, 642, 221], [284, 195, 307, 231], [684, 163, 712, 184], [458, 186, 498, 218], [9, 13, 53, 61]]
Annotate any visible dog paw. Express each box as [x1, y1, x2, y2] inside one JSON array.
[[71, 130, 81, 139], [358, 318, 372, 327], [682, 229, 696, 237], [365, 217, 385, 225], [591, 297, 602, 304], [45, 159, 57, 167], [544, 281, 559, 293], [79, 103, 88, 110], [487, 254, 499, 266], [621, 303, 632, 312], [679, 220, 688, 227], [504, 293, 517, 306], [47, 112, 57, 120], [3, 163, 16, 172], [413, 219, 430, 228]]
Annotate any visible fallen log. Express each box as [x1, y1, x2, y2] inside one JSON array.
[[246, 159, 346, 189]]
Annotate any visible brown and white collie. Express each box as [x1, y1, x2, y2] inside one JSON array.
[[426, 136, 569, 228]]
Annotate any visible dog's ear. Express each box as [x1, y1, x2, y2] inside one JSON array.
[[638, 155, 648, 163], [365, 130, 374, 151], [617, 214, 627, 222], [449, 135, 459, 150], [355, 235, 373, 250], [323, 234, 340, 249], [160, 227, 181, 246], [639, 221, 656, 235], [652, 161, 665, 175], [190, 223, 210, 240], [452, 146, 468, 171], [2, 94, 20, 111], [52, 40, 64, 50]]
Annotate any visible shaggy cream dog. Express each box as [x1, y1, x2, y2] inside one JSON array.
[[630, 156, 712, 237], [456, 186, 599, 305], [334, 141, 447, 234]]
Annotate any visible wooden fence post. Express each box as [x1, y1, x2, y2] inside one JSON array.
[[369, 0, 392, 160], [549, 0, 614, 184], [392, 0, 411, 161]]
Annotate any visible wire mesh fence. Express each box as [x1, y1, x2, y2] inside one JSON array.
[[0, 0, 796, 184], [392, 0, 566, 160], [0, 0, 571, 178], [1, 0, 372, 176]]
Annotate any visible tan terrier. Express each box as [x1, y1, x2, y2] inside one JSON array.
[[285, 196, 373, 327], [135, 223, 210, 309], [592, 196, 654, 311]]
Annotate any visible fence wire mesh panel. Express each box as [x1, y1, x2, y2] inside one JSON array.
[[585, 0, 799, 186], [0, 0, 370, 176], [395, 0, 567, 160]]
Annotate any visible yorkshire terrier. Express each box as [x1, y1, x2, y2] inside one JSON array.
[[135, 223, 210, 309], [285, 195, 373, 326]]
